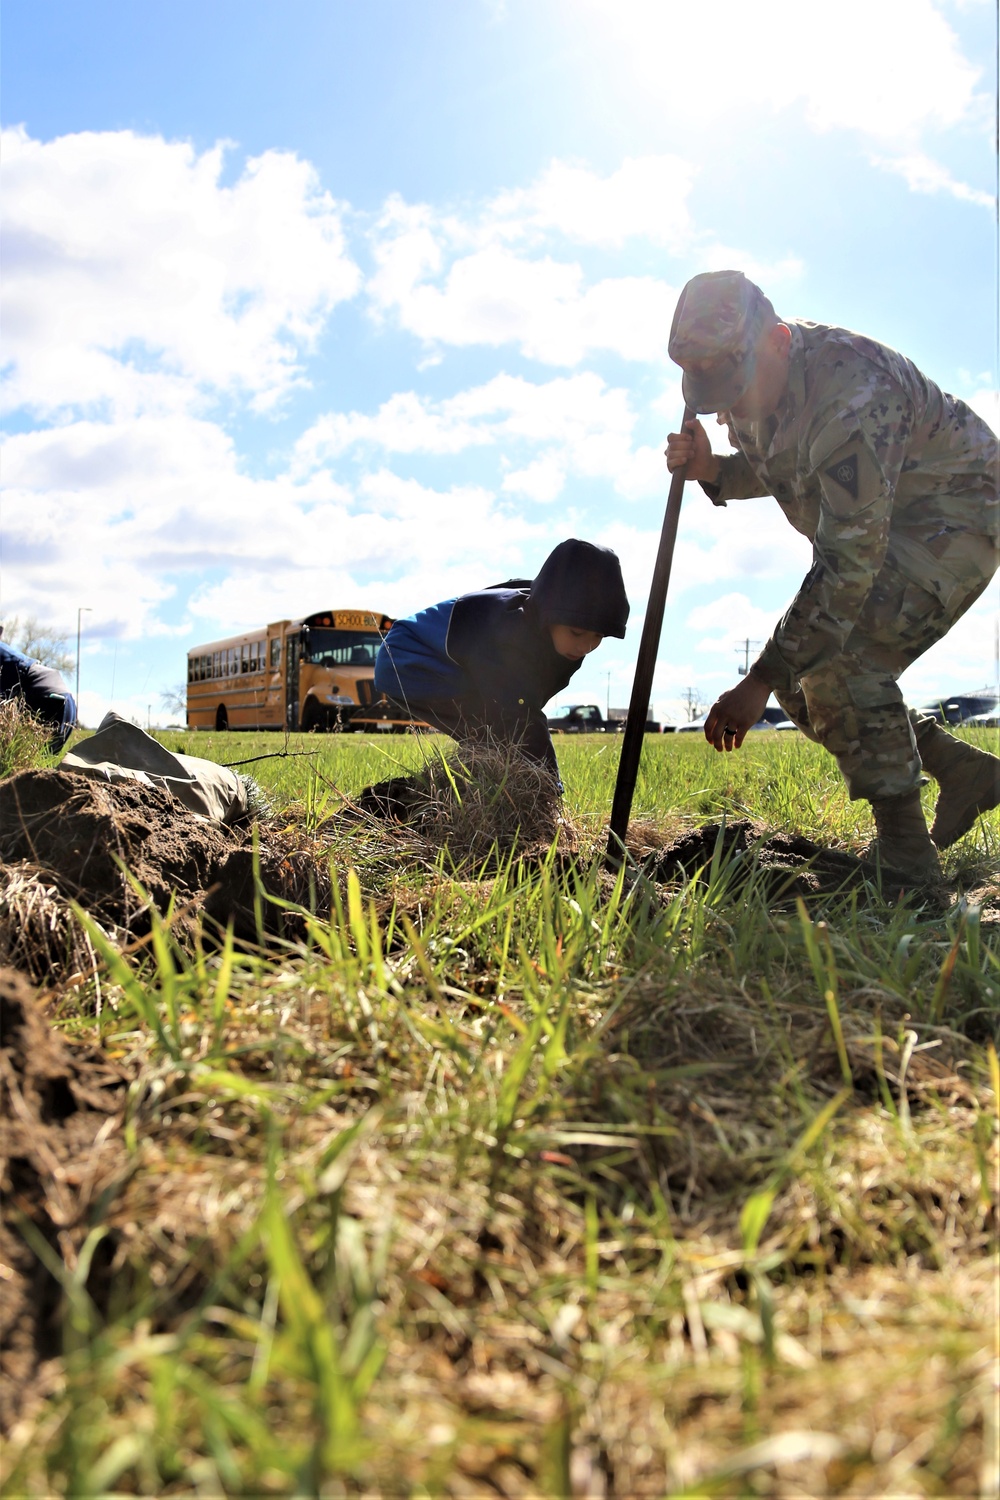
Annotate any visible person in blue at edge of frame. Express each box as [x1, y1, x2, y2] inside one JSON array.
[[374, 538, 630, 788], [0, 632, 78, 750]]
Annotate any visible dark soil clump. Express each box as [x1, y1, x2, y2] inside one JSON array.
[[639, 817, 922, 906], [0, 770, 334, 979], [0, 967, 133, 1431], [1, 769, 237, 928]]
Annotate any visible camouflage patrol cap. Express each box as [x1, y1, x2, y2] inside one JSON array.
[[668, 270, 776, 413]]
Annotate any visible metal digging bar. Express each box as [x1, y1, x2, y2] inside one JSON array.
[[606, 405, 695, 867]]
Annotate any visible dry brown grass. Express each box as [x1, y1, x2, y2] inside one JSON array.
[[0, 862, 106, 982]]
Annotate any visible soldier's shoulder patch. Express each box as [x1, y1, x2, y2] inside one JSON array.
[[823, 452, 859, 500]]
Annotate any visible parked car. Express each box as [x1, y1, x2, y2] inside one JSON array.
[[675, 704, 788, 733], [547, 703, 660, 734], [917, 693, 998, 725]]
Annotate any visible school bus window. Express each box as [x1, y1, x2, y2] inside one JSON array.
[[301, 628, 382, 669], [269, 637, 281, 670]]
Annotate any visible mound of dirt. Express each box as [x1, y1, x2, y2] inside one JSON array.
[[639, 817, 929, 906], [1, 769, 237, 924], [350, 745, 568, 863], [0, 770, 335, 980], [0, 967, 133, 1431]]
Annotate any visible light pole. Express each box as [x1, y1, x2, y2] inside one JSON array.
[[75, 607, 92, 702]]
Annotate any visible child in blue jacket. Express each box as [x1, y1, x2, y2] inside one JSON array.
[[0, 640, 78, 749], [374, 538, 629, 781]]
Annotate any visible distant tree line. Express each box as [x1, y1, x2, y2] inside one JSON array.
[[0, 615, 74, 676]]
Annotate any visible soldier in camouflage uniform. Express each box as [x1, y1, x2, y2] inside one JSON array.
[[664, 269, 999, 881]]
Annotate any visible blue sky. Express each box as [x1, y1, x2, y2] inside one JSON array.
[[1, 0, 997, 727]]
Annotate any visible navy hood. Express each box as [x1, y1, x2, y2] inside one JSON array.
[[528, 539, 629, 639]]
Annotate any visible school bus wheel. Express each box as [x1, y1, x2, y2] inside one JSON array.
[[301, 699, 326, 733], [215, 705, 229, 731]]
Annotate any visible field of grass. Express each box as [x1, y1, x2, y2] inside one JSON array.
[[2, 725, 998, 1497]]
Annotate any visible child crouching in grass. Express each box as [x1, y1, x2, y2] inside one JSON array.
[[374, 538, 629, 787]]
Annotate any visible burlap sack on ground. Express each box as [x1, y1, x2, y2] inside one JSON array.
[[61, 712, 247, 824]]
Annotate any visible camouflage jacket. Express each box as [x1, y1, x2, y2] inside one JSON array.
[[706, 320, 999, 692]]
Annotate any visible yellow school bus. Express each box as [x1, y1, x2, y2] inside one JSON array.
[[186, 608, 407, 732]]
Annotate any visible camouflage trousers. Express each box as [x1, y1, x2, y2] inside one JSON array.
[[774, 529, 998, 801]]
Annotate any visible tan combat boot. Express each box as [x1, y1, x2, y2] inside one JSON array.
[[915, 720, 1000, 848], [867, 789, 942, 881]]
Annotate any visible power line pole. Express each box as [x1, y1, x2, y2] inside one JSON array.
[[736, 638, 762, 676], [75, 606, 92, 701]]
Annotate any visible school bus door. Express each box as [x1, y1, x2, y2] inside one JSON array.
[[285, 632, 301, 728]]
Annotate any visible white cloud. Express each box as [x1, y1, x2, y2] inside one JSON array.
[[487, 155, 697, 249], [294, 390, 487, 463], [965, 388, 1000, 433], [367, 157, 691, 367], [575, 0, 986, 143], [297, 370, 633, 458], [1, 127, 361, 419], [685, 594, 782, 650], [871, 151, 994, 208], [0, 411, 549, 640], [370, 228, 677, 365], [501, 455, 567, 503], [294, 370, 665, 499], [696, 248, 806, 291]]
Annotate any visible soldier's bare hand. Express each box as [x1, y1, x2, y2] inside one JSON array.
[[703, 674, 771, 752], [664, 419, 719, 484]]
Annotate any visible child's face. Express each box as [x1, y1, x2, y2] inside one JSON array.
[[549, 624, 604, 661]]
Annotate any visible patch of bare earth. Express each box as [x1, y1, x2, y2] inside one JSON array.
[[0, 769, 338, 981], [0, 967, 133, 1430]]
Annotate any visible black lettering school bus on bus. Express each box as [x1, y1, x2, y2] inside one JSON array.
[[186, 609, 417, 732]]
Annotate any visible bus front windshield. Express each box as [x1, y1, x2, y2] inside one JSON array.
[[302, 629, 382, 669]]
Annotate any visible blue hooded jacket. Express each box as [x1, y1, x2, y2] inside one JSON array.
[[0, 641, 77, 747], [374, 539, 629, 771]]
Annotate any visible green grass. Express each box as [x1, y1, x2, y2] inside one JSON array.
[[0, 696, 61, 776], [3, 727, 998, 1497]]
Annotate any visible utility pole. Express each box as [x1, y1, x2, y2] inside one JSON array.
[[75, 606, 92, 702], [606, 670, 611, 719], [736, 638, 762, 676], [682, 686, 702, 722]]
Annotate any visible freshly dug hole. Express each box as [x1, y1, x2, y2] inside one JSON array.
[[644, 817, 926, 906]]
